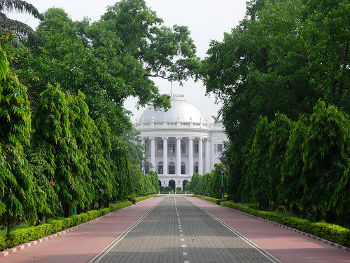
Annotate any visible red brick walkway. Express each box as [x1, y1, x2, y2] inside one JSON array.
[[0, 197, 163, 263], [187, 197, 350, 263]]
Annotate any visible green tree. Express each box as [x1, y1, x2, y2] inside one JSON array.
[[212, 163, 227, 199], [33, 84, 92, 217], [85, 0, 199, 108], [268, 113, 294, 205], [90, 116, 117, 207], [67, 91, 95, 207], [301, 101, 350, 217], [0, 0, 43, 45], [119, 126, 145, 166], [112, 137, 132, 199], [244, 116, 271, 209], [280, 115, 308, 214], [0, 48, 47, 232], [148, 170, 159, 192]]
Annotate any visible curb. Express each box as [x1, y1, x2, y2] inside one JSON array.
[[230, 207, 350, 253], [0, 213, 112, 259]]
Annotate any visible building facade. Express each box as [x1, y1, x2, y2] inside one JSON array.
[[135, 94, 226, 190]]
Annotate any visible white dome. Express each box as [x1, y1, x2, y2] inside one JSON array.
[[138, 94, 204, 123]]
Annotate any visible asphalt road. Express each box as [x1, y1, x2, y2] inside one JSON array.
[[90, 196, 280, 263]]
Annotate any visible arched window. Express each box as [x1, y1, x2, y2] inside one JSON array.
[[168, 140, 175, 154], [194, 162, 199, 174], [194, 140, 199, 154], [181, 162, 186, 174], [158, 162, 163, 174], [169, 162, 175, 174], [181, 141, 186, 154], [157, 141, 163, 154]]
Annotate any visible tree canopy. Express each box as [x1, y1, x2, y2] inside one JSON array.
[[198, 0, 350, 224], [0, 0, 198, 229]]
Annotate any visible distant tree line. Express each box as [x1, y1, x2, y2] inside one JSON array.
[[188, 164, 228, 199]]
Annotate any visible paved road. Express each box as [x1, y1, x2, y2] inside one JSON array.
[[91, 196, 279, 263], [1, 195, 349, 263]]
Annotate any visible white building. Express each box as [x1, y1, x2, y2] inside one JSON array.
[[135, 94, 227, 190]]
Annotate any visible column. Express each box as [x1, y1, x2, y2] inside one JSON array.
[[141, 137, 145, 173], [176, 137, 182, 176], [162, 137, 168, 176], [150, 137, 156, 171], [198, 137, 203, 175], [205, 139, 211, 173], [188, 137, 194, 176]]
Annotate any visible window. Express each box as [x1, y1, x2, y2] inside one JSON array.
[[168, 140, 175, 154], [194, 140, 199, 154], [214, 144, 223, 155], [181, 141, 186, 154], [157, 141, 163, 154], [158, 162, 163, 174], [181, 162, 186, 174], [194, 162, 199, 174], [169, 162, 175, 174]]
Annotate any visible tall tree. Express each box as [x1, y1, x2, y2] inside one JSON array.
[[85, 0, 199, 108], [268, 113, 294, 204], [301, 101, 350, 216], [0, 0, 43, 45], [244, 116, 271, 209], [0, 47, 47, 231], [33, 84, 93, 217], [280, 115, 308, 214], [89, 116, 117, 207]]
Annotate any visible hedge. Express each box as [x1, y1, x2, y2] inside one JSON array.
[[220, 201, 350, 248], [193, 195, 221, 205], [135, 194, 157, 203], [0, 200, 132, 251]]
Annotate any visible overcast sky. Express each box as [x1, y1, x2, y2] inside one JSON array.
[[10, 0, 248, 122]]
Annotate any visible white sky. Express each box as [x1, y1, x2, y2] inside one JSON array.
[[9, 0, 248, 122]]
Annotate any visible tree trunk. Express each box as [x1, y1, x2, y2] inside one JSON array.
[[64, 203, 70, 218]]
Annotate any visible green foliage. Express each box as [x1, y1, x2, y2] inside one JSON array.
[[0, 200, 133, 251], [164, 186, 172, 192], [280, 116, 308, 209], [33, 84, 93, 216], [89, 116, 117, 203], [193, 195, 221, 205], [0, 47, 47, 231], [268, 114, 294, 204], [200, 0, 350, 226], [0, 0, 200, 239], [119, 128, 145, 166], [189, 167, 227, 199], [301, 101, 350, 214], [0, 0, 43, 46], [112, 138, 132, 199], [130, 165, 158, 196], [221, 201, 350, 247], [135, 194, 157, 203], [244, 116, 271, 209]]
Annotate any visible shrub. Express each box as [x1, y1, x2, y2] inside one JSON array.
[[0, 200, 133, 252], [221, 201, 350, 247], [135, 194, 157, 203], [194, 195, 221, 205]]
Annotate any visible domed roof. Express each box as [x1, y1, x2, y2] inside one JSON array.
[[138, 94, 204, 123]]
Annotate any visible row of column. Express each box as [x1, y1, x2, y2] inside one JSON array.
[[143, 137, 211, 175]]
